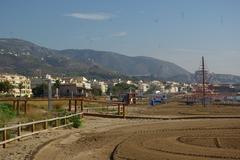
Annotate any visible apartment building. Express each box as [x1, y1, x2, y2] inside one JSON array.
[[0, 74, 32, 97]]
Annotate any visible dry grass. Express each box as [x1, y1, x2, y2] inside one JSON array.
[[127, 101, 240, 116], [1, 100, 69, 125]]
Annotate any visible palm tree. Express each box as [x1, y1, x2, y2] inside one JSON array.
[[53, 80, 61, 98], [53, 80, 60, 89]]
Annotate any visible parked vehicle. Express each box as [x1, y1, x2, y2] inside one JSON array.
[[149, 93, 167, 106]]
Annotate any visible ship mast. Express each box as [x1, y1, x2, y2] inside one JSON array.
[[202, 56, 206, 107]]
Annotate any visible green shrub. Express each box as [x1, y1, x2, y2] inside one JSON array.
[[70, 116, 82, 128], [0, 103, 16, 124], [55, 108, 68, 117]]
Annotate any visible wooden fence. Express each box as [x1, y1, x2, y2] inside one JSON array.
[[0, 98, 125, 116], [0, 98, 126, 148], [0, 112, 83, 148]]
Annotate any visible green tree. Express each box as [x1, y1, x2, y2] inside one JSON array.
[[165, 84, 172, 90], [53, 80, 61, 98], [92, 88, 102, 96], [53, 79, 61, 89], [108, 83, 137, 95], [32, 83, 48, 97], [0, 81, 14, 93], [145, 84, 158, 94]]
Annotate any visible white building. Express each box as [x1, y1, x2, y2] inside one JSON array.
[[92, 80, 108, 95], [62, 76, 92, 90], [0, 74, 32, 97], [98, 81, 108, 94], [138, 81, 150, 93]]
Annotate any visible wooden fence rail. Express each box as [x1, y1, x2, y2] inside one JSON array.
[[0, 98, 125, 115], [0, 112, 83, 148]]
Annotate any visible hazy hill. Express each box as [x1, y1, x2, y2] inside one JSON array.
[[211, 74, 240, 84], [0, 38, 120, 79], [0, 38, 240, 83], [59, 49, 192, 82]]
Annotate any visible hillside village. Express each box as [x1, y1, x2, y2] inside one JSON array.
[[1, 73, 240, 101], [0, 73, 191, 98]]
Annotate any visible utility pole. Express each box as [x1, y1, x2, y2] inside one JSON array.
[[48, 79, 52, 111], [202, 56, 206, 107]]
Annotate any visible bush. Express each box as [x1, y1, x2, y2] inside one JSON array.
[[0, 103, 16, 124], [55, 108, 68, 117], [70, 116, 82, 128]]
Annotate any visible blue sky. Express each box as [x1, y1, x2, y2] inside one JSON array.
[[1, 0, 240, 75]]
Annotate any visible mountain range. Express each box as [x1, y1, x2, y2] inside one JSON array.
[[0, 38, 240, 84]]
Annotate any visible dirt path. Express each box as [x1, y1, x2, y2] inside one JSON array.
[[33, 118, 240, 160], [32, 117, 160, 160], [0, 117, 159, 160], [1, 116, 240, 160]]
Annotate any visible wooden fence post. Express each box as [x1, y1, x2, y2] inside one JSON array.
[[18, 122, 21, 141], [44, 120, 48, 130], [107, 103, 109, 113], [17, 100, 20, 115], [80, 100, 83, 112], [31, 121, 35, 132], [118, 104, 120, 115], [13, 100, 16, 110], [123, 104, 126, 118], [56, 118, 59, 127], [78, 113, 81, 119], [64, 116, 67, 125], [2, 125, 7, 148], [80, 113, 83, 118], [24, 100, 27, 114], [68, 100, 72, 112], [74, 100, 77, 113]]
